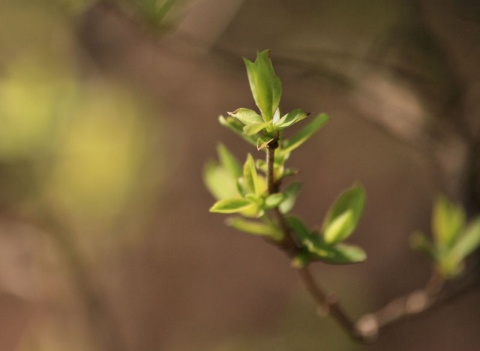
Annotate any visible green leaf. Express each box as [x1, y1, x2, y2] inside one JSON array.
[[323, 243, 367, 264], [449, 217, 480, 263], [281, 113, 329, 155], [433, 195, 465, 249], [322, 183, 366, 245], [217, 143, 242, 178], [243, 50, 282, 121], [209, 198, 253, 213], [243, 154, 260, 195], [264, 193, 286, 209], [243, 121, 271, 136], [203, 161, 238, 200], [218, 115, 257, 146], [228, 108, 263, 125], [245, 193, 263, 206], [323, 210, 355, 245], [227, 217, 283, 241], [286, 216, 311, 241], [303, 236, 366, 264], [279, 182, 302, 214], [410, 231, 436, 259], [276, 109, 308, 128]]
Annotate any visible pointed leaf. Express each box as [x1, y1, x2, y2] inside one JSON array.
[[303, 236, 367, 264], [243, 154, 259, 195], [243, 121, 271, 136], [228, 108, 263, 125], [322, 183, 366, 245], [324, 243, 367, 264], [217, 144, 242, 178], [227, 217, 283, 241], [281, 113, 329, 154], [433, 195, 465, 249], [203, 161, 239, 200], [218, 115, 257, 146], [245, 193, 263, 206], [323, 210, 355, 244], [276, 109, 308, 128], [209, 198, 253, 213], [265, 193, 286, 209], [410, 231, 436, 259], [279, 182, 302, 214], [243, 50, 282, 121], [450, 217, 480, 263], [286, 216, 311, 241]]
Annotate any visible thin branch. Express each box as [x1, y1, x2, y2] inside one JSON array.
[[297, 266, 363, 341], [356, 268, 480, 340], [265, 137, 363, 341], [264, 133, 480, 344]]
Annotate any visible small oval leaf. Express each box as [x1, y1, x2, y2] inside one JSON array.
[[209, 198, 253, 213], [322, 183, 366, 244], [227, 217, 283, 241]]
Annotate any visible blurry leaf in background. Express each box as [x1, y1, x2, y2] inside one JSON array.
[[47, 81, 153, 218], [0, 60, 75, 161], [0, 0, 167, 264], [129, 0, 179, 28]]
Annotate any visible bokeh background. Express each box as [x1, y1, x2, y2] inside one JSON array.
[[1, 0, 479, 350]]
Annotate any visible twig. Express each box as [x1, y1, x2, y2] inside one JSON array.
[[264, 133, 480, 344], [264, 137, 363, 341], [297, 266, 363, 341], [356, 268, 480, 340]]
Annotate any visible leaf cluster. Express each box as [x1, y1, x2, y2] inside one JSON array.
[[204, 50, 366, 266], [411, 196, 480, 278]]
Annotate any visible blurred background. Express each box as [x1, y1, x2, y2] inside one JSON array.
[[1, 0, 479, 350]]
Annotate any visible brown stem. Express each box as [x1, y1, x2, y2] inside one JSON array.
[[264, 133, 480, 343], [297, 266, 363, 341], [265, 137, 362, 340]]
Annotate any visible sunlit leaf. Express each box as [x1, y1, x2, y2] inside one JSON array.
[[209, 198, 253, 213], [218, 115, 257, 146], [227, 217, 283, 241], [323, 210, 355, 245], [322, 183, 365, 245], [281, 113, 329, 154], [264, 193, 286, 209], [245, 193, 263, 206], [303, 237, 366, 264], [276, 109, 308, 128], [450, 217, 480, 263], [243, 121, 271, 136], [433, 195, 465, 249], [279, 182, 302, 214], [323, 243, 367, 264], [203, 161, 238, 200], [228, 108, 263, 125], [243, 154, 260, 195], [243, 50, 282, 121], [217, 143, 242, 178]]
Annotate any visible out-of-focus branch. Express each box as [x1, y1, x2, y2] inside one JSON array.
[[34, 206, 128, 351]]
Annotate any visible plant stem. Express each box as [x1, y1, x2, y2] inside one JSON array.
[[266, 140, 279, 194], [297, 266, 363, 340], [265, 138, 362, 340], [356, 269, 480, 340], [265, 135, 480, 343]]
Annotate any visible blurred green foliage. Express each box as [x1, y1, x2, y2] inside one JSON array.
[[0, 0, 165, 234]]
